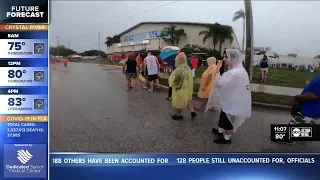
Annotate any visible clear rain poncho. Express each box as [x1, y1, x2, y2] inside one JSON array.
[[215, 49, 252, 132], [169, 52, 193, 109], [206, 71, 221, 112]]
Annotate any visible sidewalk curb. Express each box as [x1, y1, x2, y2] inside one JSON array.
[[251, 102, 291, 110], [139, 74, 291, 110], [103, 64, 122, 68]]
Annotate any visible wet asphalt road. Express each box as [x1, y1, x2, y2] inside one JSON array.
[[50, 63, 320, 153]]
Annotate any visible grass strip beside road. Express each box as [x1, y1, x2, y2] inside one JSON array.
[[105, 62, 294, 106], [196, 66, 319, 88], [158, 78, 292, 106], [103, 62, 318, 88]]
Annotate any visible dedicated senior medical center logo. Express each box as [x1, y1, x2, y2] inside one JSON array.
[[17, 149, 33, 164], [4, 144, 47, 178]]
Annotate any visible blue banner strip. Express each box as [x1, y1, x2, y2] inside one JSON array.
[[49, 153, 319, 180]]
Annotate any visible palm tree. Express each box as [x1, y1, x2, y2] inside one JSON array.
[[288, 53, 298, 58], [217, 25, 234, 54], [314, 55, 320, 59], [105, 35, 121, 53], [174, 29, 186, 46], [244, 0, 254, 81], [160, 25, 186, 46], [233, 9, 245, 52], [198, 23, 220, 50], [112, 35, 121, 43], [105, 35, 121, 47], [105, 36, 114, 47]]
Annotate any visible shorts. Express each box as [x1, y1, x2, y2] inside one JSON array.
[[218, 110, 233, 130], [125, 72, 137, 79], [148, 74, 158, 81], [192, 69, 196, 77], [260, 68, 268, 73]]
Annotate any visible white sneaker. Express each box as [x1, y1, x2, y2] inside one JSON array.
[[303, 117, 314, 124], [148, 89, 153, 92], [142, 85, 147, 89]]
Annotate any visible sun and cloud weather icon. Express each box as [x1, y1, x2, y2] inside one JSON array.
[[33, 99, 45, 110], [33, 42, 45, 55], [17, 150, 33, 164], [33, 70, 45, 82]]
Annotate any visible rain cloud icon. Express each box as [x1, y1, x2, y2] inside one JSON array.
[[33, 42, 45, 54], [33, 99, 45, 109], [33, 70, 45, 82]]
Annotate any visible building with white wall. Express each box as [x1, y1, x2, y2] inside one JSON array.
[[107, 21, 240, 54]]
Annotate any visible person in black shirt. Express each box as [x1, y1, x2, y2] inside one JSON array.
[[259, 55, 269, 82], [219, 48, 227, 74], [166, 65, 175, 100], [123, 52, 138, 91]]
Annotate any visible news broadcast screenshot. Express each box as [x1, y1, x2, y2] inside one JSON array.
[[0, 0, 319, 179]]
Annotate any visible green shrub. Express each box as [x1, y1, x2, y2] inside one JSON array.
[[181, 44, 222, 60]]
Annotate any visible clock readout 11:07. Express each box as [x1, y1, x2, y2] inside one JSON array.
[[274, 126, 287, 132]]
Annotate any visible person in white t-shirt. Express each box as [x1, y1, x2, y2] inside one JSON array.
[[144, 51, 160, 92]]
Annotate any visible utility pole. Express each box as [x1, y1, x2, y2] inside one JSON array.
[[68, 36, 71, 49], [98, 32, 101, 64], [244, 0, 253, 81], [56, 36, 60, 57], [98, 32, 101, 57], [293, 49, 299, 65]]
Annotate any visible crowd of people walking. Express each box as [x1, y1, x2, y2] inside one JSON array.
[[122, 49, 252, 144]]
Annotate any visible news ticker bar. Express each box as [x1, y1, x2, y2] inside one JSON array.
[[49, 154, 320, 180], [50, 153, 317, 167], [271, 124, 320, 142]]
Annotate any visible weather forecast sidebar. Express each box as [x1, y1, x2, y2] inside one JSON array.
[[0, 0, 49, 179]]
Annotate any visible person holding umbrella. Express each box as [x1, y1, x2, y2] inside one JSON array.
[[159, 50, 179, 100], [169, 52, 197, 120]]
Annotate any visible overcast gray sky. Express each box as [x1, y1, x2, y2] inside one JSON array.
[[50, 1, 320, 57]]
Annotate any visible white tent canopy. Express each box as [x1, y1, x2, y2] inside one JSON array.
[[265, 51, 278, 58], [161, 46, 180, 52]]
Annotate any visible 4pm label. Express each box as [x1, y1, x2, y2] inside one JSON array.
[[0, 67, 48, 86]]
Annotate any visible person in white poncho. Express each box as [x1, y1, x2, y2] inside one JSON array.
[[211, 49, 252, 144], [205, 66, 221, 112]]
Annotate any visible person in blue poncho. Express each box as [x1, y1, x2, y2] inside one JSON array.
[[290, 76, 320, 124]]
